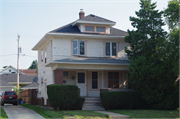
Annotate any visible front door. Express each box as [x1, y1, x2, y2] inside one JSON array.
[[76, 72, 86, 96]]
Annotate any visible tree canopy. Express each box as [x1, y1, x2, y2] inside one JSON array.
[[124, 0, 178, 109], [28, 60, 38, 73]]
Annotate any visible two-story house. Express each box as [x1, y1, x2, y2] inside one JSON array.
[[32, 10, 130, 105]]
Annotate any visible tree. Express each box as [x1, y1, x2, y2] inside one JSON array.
[[29, 60, 38, 73], [124, 0, 178, 109], [3, 66, 7, 69], [164, 0, 179, 30], [164, 0, 179, 87]]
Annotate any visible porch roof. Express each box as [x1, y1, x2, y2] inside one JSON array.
[[46, 57, 130, 67]]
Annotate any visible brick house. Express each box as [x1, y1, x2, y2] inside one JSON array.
[[32, 10, 130, 105]]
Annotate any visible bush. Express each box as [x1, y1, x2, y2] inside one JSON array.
[[73, 97, 85, 110], [47, 84, 78, 110], [100, 91, 148, 110]]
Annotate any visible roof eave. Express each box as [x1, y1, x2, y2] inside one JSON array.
[[45, 61, 130, 67], [72, 21, 116, 26]]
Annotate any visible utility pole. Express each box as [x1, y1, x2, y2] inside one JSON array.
[[17, 35, 20, 90]]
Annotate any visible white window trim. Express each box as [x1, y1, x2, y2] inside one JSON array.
[[105, 42, 117, 57], [72, 40, 85, 56]]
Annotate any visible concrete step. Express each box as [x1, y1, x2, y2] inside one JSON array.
[[82, 107, 105, 111], [84, 100, 101, 103], [83, 103, 102, 106]]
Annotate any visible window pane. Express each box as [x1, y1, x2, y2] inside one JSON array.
[[96, 27, 105, 32], [78, 73, 85, 83], [80, 41, 85, 55], [73, 40, 78, 55], [112, 42, 117, 56], [108, 72, 119, 88], [92, 72, 97, 79], [63, 71, 68, 77], [113, 72, 119, 88], [92, 79, 98, 89], [85, 26, 94, 32], [106, 42, 110, 56]]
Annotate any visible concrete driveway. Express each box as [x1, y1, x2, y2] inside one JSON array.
[[2, 104, 45, 119]]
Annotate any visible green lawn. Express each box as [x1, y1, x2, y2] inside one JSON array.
[[61, 110, 109, 119], [107, 109, 179, 118], [20, 104, 65, 118], [1, 107, 8, 119], [20, 104, 109, 119]]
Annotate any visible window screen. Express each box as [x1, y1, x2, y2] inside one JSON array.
[[108, 72, 119, 88], [92, 72, 98, 89], [63, 71, 68, 77], [80, 41, 85, 55], [73, 40, 78, 55], [105, 42, 110, 56], [112, 42, 117, 56], [78, 73, 85, 83]]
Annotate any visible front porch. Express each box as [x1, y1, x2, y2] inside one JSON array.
[[54, 69, 131, 97]]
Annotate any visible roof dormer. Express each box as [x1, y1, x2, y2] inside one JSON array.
[[73, 10, 116, 34]]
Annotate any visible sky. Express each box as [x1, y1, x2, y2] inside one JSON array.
[[0, 0, 170, 70]]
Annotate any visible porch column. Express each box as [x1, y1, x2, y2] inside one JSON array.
[[54, 69, 63, 84]]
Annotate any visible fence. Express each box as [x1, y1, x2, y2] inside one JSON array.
[[19, 89, 38, 105]]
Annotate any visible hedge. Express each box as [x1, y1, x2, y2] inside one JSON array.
[[100, 91, 148, 110], [73, 97, 85, 110], [47, 84, 78, 110]]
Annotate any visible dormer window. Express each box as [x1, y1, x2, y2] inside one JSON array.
[[84, 26, 106, 33], [96, 27, 105, 32], [85, 26, 94, 32]]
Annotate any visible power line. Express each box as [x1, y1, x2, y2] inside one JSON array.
[[0, 56, 16, 61]]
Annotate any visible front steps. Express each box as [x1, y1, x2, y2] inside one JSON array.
[[82, 97, 105, 111]]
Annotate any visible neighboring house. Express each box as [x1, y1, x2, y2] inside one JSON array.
[[0, 74, 37, 88], [32, 10, 130, 105], [0, 65, 25, 75], [20, 69, 37, 75], [21, 81, 38, 90], [0, 79, 16, 95]]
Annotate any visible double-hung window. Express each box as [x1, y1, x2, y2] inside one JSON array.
[[72, 40, 85, 56], [91, 72, 98, 89], [105, 42, 117, 56]]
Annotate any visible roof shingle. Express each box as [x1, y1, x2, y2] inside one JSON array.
[[0, 74, 37, 82], [49, 14, 127, 36]]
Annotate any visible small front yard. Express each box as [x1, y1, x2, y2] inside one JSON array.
[[20, 104, 109, 119], [107, 109, 179, 118], [1, 107, 8, 119]]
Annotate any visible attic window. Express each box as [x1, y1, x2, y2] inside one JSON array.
[[9, 70, 11, 72], [85, 26, 94, 32], [96, 27, 105, 32]]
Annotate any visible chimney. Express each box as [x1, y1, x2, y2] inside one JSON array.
[[79, 9, 85, 19]]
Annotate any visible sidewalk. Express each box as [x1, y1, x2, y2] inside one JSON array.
[[95, 111, 131, 119]]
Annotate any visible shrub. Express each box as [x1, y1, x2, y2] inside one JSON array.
[[100, 91, 148, 110], [47, 84, 78, 110], [73, 97, 85, 110]]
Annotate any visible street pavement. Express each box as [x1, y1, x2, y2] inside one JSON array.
[[1, 104, 45, 119]]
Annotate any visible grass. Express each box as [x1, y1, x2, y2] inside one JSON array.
[[1, 107, 8, 119], [61, 110, 110, 119], [20, 104, 109, 119], [20, 104, 65, 118], [107, 109, 179, 118]]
